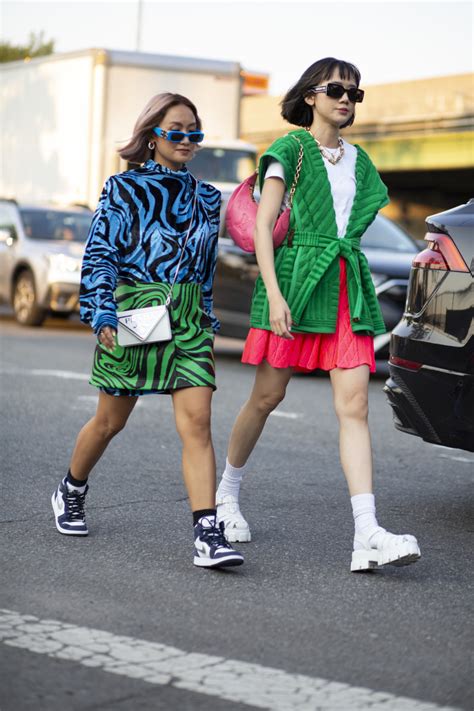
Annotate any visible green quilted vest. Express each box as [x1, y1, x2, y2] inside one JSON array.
[[250, 128, 389, 335]]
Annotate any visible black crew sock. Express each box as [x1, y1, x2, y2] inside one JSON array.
[[193, 508, 216, 526], [66, 469, 88, 488]]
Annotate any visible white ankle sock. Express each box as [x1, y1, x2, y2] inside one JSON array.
[[216, 458, 247, 501], [351, 493, 383, 543]]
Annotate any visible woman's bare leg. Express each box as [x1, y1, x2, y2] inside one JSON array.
[[330, 365, 372, 496], [172, 386, 244, 567], [53, 391, 138, 537], [216, 362, 293, 540], [227, 361, 293, 467], [171, 386, 216, 511], [69, 392, 138, 480], [330, 365, 421, 569]]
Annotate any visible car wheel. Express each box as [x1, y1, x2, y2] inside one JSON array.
[[13, 271, 47, 326]]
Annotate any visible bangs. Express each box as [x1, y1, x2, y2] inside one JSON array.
[[319, 59, 361, 86]]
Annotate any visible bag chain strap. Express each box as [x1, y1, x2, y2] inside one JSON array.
[[285, 136, 304, 248], [249, 135, 304, 206], [165, 182, 199, 307], [288, 136, 304, 207]]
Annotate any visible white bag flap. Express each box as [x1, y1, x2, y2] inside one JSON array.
[[117, 305, 169, 342]]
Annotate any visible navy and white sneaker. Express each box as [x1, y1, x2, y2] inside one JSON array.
[[194, 516, 244, 568], [51, 478, 88, 536]]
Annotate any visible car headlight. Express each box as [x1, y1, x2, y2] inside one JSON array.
[[371, 272, 389, 288], [48, 253, 82, 273]]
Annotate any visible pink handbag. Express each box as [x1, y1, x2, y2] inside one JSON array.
[[225, 137, 304, 253]]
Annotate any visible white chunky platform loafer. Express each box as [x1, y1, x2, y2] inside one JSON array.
[[351, 527, 421, 572], [216, 494, 252, 543]]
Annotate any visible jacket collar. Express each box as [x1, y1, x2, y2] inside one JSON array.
[[143, 159, 190, 179]]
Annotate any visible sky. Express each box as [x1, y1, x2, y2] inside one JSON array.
[[2, 0, 473, 94]]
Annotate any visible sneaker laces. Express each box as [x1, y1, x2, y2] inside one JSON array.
[[200, 521, 232, 550], [65, 488, 87, 521]]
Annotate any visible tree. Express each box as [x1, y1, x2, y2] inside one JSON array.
[[0, 32, 55, 63]]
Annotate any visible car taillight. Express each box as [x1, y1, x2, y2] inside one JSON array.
[[389, 356, 422, 371], [412, 233, 469, 272]]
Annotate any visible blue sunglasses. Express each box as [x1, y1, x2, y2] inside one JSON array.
[[153, 127, 205, 144]]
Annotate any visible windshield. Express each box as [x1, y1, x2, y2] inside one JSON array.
[[361, 216, 417, 252], [191, 148, 256, 183], [20, 208, 92, 242]]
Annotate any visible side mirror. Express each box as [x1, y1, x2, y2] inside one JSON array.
[[0, 226, 17, 247]]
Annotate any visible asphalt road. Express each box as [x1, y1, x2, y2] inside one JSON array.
[[1, 316, 473, 711]]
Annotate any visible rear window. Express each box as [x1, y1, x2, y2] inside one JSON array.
[[362, 217, 417, 252], [20, 208, 92, 242]]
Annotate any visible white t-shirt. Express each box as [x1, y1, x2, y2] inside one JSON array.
[[264, 139, 357, 238]]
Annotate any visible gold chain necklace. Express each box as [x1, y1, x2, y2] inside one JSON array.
[[305, 128, 345, 165]]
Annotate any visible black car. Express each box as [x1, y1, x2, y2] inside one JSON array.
[[213, 213, 419, 359], [384, 200, 474, 452]]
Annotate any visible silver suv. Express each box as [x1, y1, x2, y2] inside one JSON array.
[[0, 200, 92, 326]]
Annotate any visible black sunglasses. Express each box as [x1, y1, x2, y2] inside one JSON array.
[[311, 83, 364, 103]]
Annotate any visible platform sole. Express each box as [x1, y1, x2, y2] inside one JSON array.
[[351, 544, 421, 572]]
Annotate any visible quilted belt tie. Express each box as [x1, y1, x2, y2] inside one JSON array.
[[289, 233, 363, 324]]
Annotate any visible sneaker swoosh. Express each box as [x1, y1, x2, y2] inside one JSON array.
[[194, 541, 208, 555]]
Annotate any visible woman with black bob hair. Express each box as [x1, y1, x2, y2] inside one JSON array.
[[216, 58, 421, 572], [282, 57, 360, 129], [51, 92, 244, 570]]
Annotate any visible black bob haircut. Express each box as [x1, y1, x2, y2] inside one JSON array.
[[281, 58, 361, 129]]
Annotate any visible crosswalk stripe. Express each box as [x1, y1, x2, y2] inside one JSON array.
[[0, 366, 90, 380], [270, 410, 300, 419], [0, 609, 458, 710]]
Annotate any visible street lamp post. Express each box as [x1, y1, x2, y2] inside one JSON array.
[[135, 0, 143, 52]]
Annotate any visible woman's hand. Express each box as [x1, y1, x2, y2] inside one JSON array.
[[98, 326, 117, 350], [269, 293, 293, 339], [254, 176, 293, 340]]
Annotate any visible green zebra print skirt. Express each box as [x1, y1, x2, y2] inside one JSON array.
[[90, 282, 215, 396]]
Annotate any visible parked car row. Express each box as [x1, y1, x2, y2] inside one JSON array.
[[1, 196, 472, 452]]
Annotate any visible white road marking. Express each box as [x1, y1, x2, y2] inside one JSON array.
[[0, 609, 458, 710], [270, 411, 301, 420], [439, 454, 473, 464], [0, 366, 90, 381], [31, 368, 90, 380]]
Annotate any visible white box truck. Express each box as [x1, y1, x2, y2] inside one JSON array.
[[0, 48, 257, 208]]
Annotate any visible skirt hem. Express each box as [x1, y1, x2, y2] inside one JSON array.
[[241, 354, 375, 374], [93, 382, 217, 397]]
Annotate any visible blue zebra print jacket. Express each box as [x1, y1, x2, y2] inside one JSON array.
[[79, 159, 221, 334]]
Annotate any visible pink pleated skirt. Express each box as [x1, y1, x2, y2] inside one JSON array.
[[242, 259, 376, 373]]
